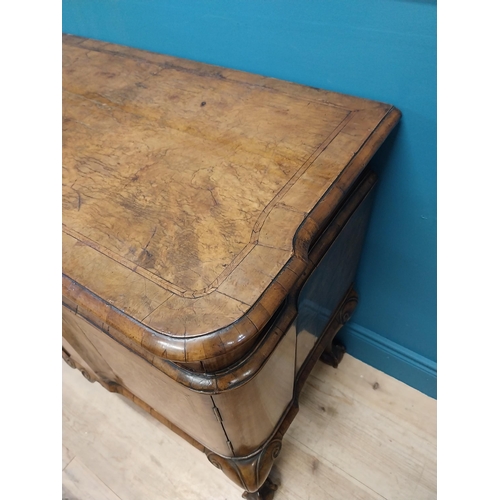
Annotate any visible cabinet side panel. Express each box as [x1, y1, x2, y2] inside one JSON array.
[[62, 336, 98, 381], [213, 323, 296, 456], [295, 185, 376, 373], [63, 308, 117, 382], [62, 307, 230, 456]]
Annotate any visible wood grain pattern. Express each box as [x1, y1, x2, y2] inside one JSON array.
[[63, 354, 436, 500], [61, 34, 406, 498], [62, 171, 377, 396], [63, 282, 358, 494], [202, 287, 358, 494], [62, 445, 74, 471], [212, 321, 296, 456], [62, 34, 401, 365], [62, 306, 232, 456], [63, 458, 121, 500]]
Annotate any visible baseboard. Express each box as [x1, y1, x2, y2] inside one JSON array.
[[335, 321, 437, 399], [298, 299, 437, 398]]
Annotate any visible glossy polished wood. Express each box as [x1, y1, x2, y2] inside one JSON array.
[[202, 288, 357, 496], [63, 306, 231, 455], [63, 34, 400, 368], [63, 168, 379, 396], [61, 34, 401, 498], [213, 324, 296, 456], [64, 285, 358, 495], [63, 352, 437, 500]]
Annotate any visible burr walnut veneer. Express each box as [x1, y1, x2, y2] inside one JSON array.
[[62, 34, 401, 499]]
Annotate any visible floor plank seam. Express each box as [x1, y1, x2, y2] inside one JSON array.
[[62, 455, 75, 473], [305, 377, 435, 445], [286, 435, 390, 500], [62, 355, 436, 500]]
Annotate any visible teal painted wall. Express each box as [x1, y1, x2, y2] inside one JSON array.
[[63, 0, 437, 397]]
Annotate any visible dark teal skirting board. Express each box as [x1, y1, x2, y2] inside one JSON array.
[[303, 299, 436, 399], [337, 322, 437, 399]]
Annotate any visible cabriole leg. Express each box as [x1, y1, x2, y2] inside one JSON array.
[[319, 291, 358, 368], [320, 340, 346, 368]]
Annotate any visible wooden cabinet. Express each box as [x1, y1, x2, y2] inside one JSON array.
[[62, 34, 400, 499]]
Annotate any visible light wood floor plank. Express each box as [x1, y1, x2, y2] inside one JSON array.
[[272, 439, 385, 500], [63, 457, 121, 500], [62, 364, 242, 500], [62, 445, 75, 471], [289, 360, 436, 500], [319, 355, 436, 440], [62, 354, 436, 500]]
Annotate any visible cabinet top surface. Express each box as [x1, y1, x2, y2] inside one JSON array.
[[62, 35, 400, 362]]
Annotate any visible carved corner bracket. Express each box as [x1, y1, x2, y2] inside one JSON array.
[[319, 290, 358, 368], [206, 434, 283, 497], [62, 348, 96, 383]]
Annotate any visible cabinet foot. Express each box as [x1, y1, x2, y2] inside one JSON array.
[[319, 290, 357, 369], [242, 477, 278, 500], [320, 341, 346, 368]]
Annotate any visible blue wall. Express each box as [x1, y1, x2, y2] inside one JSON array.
[[63, 0, 437, 397]]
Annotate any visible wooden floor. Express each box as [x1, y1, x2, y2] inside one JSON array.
[[62, 355, 436, 500]]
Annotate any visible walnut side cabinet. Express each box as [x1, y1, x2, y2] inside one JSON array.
[[62, 35, 401, 500]]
